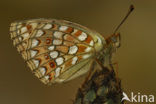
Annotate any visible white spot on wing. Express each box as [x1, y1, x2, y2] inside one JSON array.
[[72, 56, 78, 65], [78, 32, 87, 41], [69, 45, 78, 54], [59, 26, 68, 31], [56, 57, 64, 65], [97, 36, 102, 44], [72, 29, 78, 35], [48, 46, 55, 50], [30, 50, 38, 57], [53, 31, 63, 39], [21, 27, 27, 33], [17, 30, 20, 34], [83, 54, 91, 59], [44, 75, 49, 80], [31, 39, 39, 48], [50, 51, 58, 58], [30, 23, 38, 28], [53, 39, 62, 45], [85, 47, 92, 52], [18, 37, 22, 41], [36, 30, 44, 37], [17, 25, 22, 29], [33, 59, 40, 67], [39, 67, 46, 75], [89, 40, 94, 46], [22, 33, 29, 38], [43, 24, 52, 29], [55, 67, 61, 77]]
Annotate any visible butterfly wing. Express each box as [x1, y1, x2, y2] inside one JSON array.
[[10, 19, 105, 84]]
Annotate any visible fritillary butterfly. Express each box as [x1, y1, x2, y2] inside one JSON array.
[[10, 6, 134, 85]]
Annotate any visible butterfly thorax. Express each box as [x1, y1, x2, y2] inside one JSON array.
[[97, 33, 121, 68]]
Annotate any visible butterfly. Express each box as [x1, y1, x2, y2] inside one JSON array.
[[10, 6, 134, 85]]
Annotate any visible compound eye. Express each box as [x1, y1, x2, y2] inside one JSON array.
[[111, 37, 117, 43]]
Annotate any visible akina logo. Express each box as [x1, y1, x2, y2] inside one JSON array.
[[122, 92, 155, 103]]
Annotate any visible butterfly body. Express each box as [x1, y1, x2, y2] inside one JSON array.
[[10, 19, 120, 85]]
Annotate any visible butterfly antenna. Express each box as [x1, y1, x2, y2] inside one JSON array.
[[113, 5, 134, 34]]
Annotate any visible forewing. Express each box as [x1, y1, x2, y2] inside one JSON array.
[[10, 19, 97, 84]]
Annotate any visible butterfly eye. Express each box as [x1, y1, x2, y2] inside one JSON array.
[[111, 37, 117, 43]]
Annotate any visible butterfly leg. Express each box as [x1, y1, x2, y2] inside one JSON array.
[[110, 61, 119, 76], [109, 61, 120, 86], [95, 58, 110, 72]]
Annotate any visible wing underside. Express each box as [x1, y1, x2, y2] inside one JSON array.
[[10, 19, 101, 84]]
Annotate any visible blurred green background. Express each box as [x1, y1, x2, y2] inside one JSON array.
[[0, 0, 155, 104]]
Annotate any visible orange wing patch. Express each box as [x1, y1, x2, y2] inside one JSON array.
[[77, 44, 87, 53], [56, 46, 69, 53], [74, 30, 82, 37], [85, 35, 92, 44], [65, 27, 74, 33]]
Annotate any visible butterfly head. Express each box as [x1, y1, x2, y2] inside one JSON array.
[[96, 33, 121, 67], [106, 33, 121, 49]]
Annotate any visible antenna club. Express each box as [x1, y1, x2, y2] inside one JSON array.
[[130, 5, 134, 11], [113, 5, 134, 34]]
